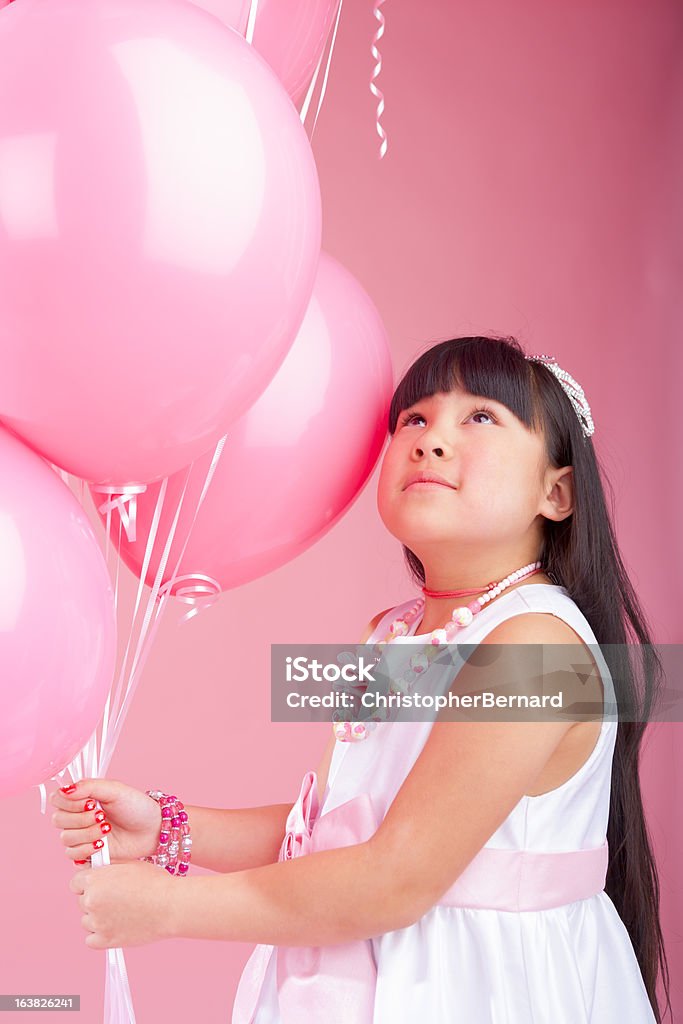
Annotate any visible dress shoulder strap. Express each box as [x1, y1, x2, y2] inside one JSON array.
[[478, 585, 618, 715]]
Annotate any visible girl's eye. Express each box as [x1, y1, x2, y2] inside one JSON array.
[[470, 407, 497, 425], [399, 412, 426, 427], [398, 407, 497, 428]]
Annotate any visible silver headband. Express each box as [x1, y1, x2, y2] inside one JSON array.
[[525, 353, 595, 438]]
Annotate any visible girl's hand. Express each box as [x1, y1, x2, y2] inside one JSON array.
[[50, 778, 161, 864], [69, 861, 177, 948]]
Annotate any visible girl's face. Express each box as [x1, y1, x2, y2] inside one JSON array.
[[377, 387, 571, 570]]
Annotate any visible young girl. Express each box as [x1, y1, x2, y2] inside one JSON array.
[[51, 335, 670, 1023]]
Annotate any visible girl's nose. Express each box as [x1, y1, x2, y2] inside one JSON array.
[[414, 444, 445, 457], [410, 418, 455, 459]]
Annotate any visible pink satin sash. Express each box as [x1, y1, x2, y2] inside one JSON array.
[[232, 770, 609, 1024]]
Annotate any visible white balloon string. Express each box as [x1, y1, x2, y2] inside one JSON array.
[[71, 474, 168, 795], [48, 462, 70, 488], [245, 0, 259, 44], [95, 833, 137, 1023], [113, 472, 192, 695], [309, 0, 344, 141], [113, 433, 227, 736], [92, 470, 188, 1022], [38, 468, 99, 811], [36, 438, 224, 1021], [38, 765, 73, 815], [150, 432, 227, 622], [155, 435, 227, 602], [114, 511, 122, 619], [298, 43, 324, 124], [106, 432, 225, 763], [104, 946, 137, 1024], [106, 965, 135, 1023], [87, 724, 98, 780], [370, 0, 388, 158], [110, 476, 167, 718], [102, 477, 172, 772], [114, 432, 227, 671], [98, 499, 123, 766], [152, 435, 227, 622], [104, 504, 112, 567], [102, 520, 121, 752], [299, 0, 343, 133]]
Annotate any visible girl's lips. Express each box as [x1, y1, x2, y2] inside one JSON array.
[[404, 480, 455, 491]]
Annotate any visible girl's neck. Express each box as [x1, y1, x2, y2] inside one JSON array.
[[415, 569, 553, 635]]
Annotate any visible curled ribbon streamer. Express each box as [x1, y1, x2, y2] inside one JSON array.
[[156, 573, 222, 624], [370, 0, 388, 159], [145, 434, 227, 629], [92, 484, 147, 544]]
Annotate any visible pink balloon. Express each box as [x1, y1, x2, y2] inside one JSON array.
[[194, 0, 341, 103], [92, 251, 393, 592], [0, 0, 321, 485], [0, 427, 117, 799]]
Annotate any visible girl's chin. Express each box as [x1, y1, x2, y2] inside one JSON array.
[[384, 522, 463, 546], [378, 504, 463, 542]]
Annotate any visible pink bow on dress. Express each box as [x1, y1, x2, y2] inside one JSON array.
[[275, 771, 379, 1024], [232, 770, 380, 1024]]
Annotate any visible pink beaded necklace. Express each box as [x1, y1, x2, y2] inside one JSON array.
[[332, 560, 543, 742]]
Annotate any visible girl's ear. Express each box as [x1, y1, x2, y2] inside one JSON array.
[[541, 466, 574, 522]]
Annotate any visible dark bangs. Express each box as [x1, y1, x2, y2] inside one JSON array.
[[388, 335, 547, 442]]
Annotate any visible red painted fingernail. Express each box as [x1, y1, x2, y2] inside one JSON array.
[[84, 800, 97, 812], [100, 822, 111, 834], [74, 859, 87, 865], [60, 785, 77, 794], [94, 810, 106, 823], [93, 839, 104, 850]]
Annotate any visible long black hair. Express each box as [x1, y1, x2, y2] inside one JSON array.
[[388, 335, 671, 1023]]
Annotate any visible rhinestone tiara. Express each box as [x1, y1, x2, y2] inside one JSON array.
[[525, 353, 595, 438]]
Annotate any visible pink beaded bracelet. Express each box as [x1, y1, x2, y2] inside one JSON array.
[[141, 790, 192, 876]]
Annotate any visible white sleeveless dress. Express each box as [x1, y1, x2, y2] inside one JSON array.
[[235, 584, 656, 1023]]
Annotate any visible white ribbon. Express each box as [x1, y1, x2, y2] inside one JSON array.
[[299, 0, 344, 137], [244, 0, 259, 44], [156, 573, 222, 623], [91, 484, 147, 545], [370, 0, 388, 159]]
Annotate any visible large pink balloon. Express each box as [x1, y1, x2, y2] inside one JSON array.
[[194, 0, 341, 103], [92, 251, 393, 592], [0, 427, 117, 799], [0, 0, 321, 485]]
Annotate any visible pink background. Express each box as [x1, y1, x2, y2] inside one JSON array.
[[1, 1, 681, 1021]]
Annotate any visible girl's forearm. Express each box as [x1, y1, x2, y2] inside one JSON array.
[[169, 841, 422, 945], [181, 803, 293, 873]]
